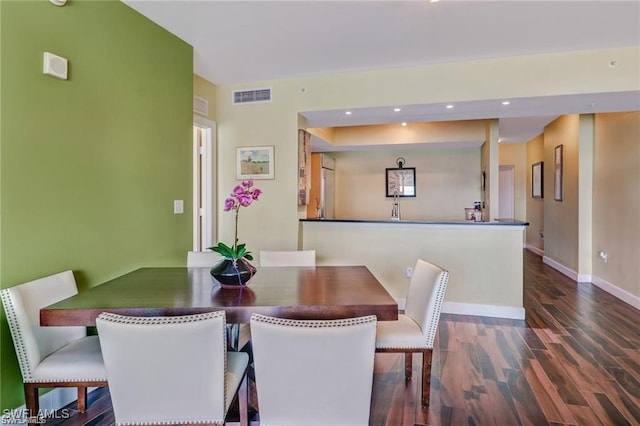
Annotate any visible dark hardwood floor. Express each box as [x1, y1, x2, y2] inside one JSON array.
[[40, 250, 640, 425]]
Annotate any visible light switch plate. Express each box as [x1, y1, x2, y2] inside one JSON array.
[[173, 200, 184, 214]]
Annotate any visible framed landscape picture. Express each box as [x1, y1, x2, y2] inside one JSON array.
[[236, 146, 274, 180]]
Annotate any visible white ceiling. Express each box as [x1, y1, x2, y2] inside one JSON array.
[[123, 0, 640, 143]]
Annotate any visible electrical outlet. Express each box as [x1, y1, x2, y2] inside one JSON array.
[[599, 251, 608, 263], [406, 267, 413, 278]]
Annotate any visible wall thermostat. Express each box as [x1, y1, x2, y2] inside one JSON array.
[[43, 52, 68, 80]]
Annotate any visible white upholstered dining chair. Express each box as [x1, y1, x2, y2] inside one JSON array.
[[259, 249, 316, 267], [375, 259, 449, 406], [0, 270, 107, 419], [96, 311, 248, 425], [186, 250, 250, 351], [250, 313, 377, 425]]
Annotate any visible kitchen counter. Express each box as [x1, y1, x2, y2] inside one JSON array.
[[300, 218, 527, 320], [301, 218, 529, 226]]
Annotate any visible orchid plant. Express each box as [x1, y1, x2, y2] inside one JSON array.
[[209, 180, 262, 262]]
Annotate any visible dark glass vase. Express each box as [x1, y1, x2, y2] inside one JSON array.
[[210, 258, 257, 288]]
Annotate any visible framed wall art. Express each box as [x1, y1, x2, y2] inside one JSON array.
[[297, 130, 311, 205], [554, 145, 563, 201], [385, 167, 416, 197], [532, 161, 543, 199], [236, 146, 274, 180]]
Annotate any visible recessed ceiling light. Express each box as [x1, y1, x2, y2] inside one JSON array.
[[401, 122, 408, 127], [430, 0, 439, 3], [445, 104, 454, 109], [394, 108, 401, 112], [502, 101, 510, 105], [345, 111, 352, 115]]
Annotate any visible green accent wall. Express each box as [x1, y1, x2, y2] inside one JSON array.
[[1, 0, 193, 410]]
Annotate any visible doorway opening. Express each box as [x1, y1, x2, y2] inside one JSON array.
[[193, 116, 216, 251], [498, 165, 515, 219]]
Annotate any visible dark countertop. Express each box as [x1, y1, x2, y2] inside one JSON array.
[[300, 218, 529, 226]]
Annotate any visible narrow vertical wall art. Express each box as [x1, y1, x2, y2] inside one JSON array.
[[554, 145, 563, 201], [532, 161, 543, 199], [298, 129, 311, 205]]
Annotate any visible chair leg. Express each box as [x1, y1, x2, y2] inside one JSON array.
[[422, 349, 433, 407], [77, 386, 88, 412], [238, 374, 248, 426], [405, 353, 413, 380], [24, 384, 39, 424]]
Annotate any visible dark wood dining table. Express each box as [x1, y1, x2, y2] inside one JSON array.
[[40, 266, 398, 326]]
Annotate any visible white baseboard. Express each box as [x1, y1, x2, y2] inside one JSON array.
[[592, 275, 640, 310], [442, 302, 525, 320], [397, 298, 525, 320], [577, 273, 592, 283], [539, 257, 639, 310], [543, 256, 578, 281], [1, 387, 97, 425], [525, 244, 544, 257]]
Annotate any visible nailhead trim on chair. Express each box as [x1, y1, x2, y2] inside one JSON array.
[[24, 377, 106, 383], [423, 270, 449, 348], [0, 288, 105, 383], [251, 314, 377, 328], [98, 311, 225, 325], [1, 289, 33, 381], [2, 288, 107, 383], [375, 269, 450, 350], [117, 421, 224, 425], [98, 311, 230, 425]]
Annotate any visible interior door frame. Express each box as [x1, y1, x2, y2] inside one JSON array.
[[193, 115, 217, 251]]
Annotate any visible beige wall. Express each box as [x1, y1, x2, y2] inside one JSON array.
[[482, 120, 500, 220], [307, 126, 335, 144], [214, 47, 640, 260], [526, 134, 545, 251], [593, 112, 640, 298], [499, 142, 528, 221], [523, 111, 638, 306], [543, 115, 580, 272], [294, 47, 639, 112], [578, 115, 595, 279], [333, 148, 481, 220], [326, 120, 486, 147], [194, 74, 217, 121]]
